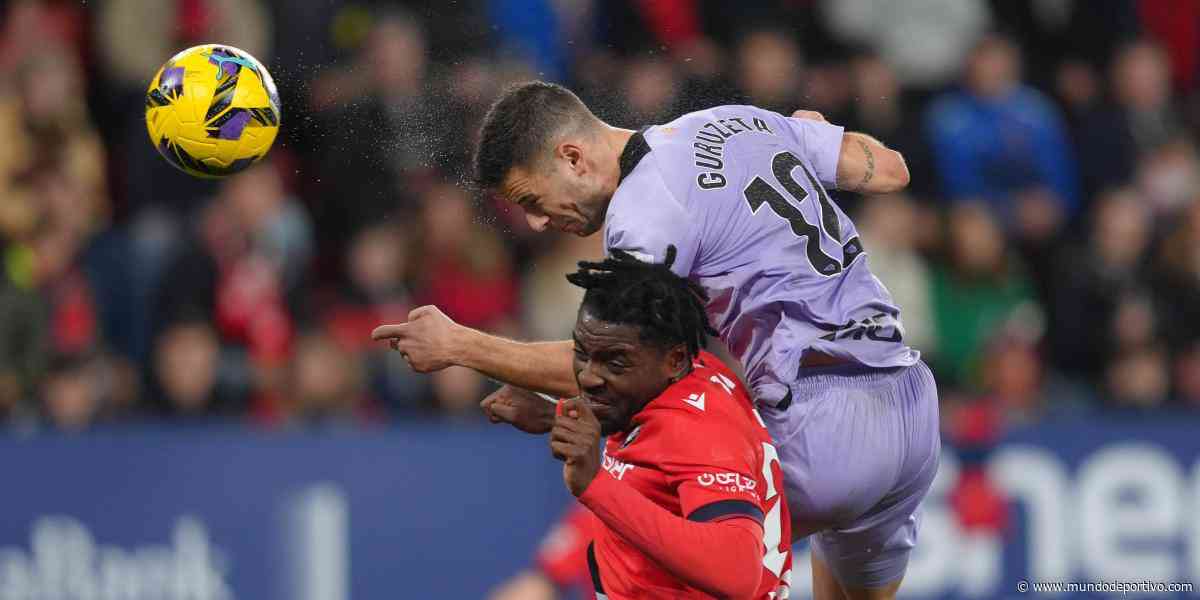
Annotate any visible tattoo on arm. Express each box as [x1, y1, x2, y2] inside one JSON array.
[[853, 139, 875, 192]]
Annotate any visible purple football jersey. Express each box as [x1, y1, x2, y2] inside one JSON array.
[[605, 105, 920, 406]]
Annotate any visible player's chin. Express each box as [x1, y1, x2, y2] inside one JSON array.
[[590, 407, 624, 436], [597, 418, 625, 437]]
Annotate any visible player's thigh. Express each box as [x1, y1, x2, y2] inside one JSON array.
[[763, 370, 907, 523]]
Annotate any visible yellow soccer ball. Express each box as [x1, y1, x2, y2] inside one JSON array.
[[144, 44, 281, 178]]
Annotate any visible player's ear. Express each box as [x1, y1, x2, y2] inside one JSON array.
[[666, 344, 690, 383], [558, 143, 584, 171]]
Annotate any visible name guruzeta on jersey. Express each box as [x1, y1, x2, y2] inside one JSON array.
[[693, 115, 774, 190]]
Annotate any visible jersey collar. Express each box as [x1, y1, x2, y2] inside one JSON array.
[[618, 127, 652, 184]]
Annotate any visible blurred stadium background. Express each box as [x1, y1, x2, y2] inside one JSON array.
[[1, 0, 1198, 598]]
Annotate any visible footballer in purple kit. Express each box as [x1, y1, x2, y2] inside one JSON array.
[[373, 82, 940, 600]]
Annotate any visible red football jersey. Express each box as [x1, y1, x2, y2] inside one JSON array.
[[587, 351, 792, 599]]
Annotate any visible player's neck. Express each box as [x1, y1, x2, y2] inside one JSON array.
[[590, 125, 638, 207], [602, 126, 637, 195], [607, 126, 636, 150]]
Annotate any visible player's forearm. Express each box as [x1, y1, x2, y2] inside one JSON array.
[[837, 131, 910, 194], [579, 475, 763, 599], [456, 332, 578, 397]]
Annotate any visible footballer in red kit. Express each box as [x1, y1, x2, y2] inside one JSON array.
[[583, 350, 792, 599], [483, 247, 791, 599]]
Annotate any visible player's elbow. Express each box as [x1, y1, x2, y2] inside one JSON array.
[[716, 570, 762, 600], [877, 149, 910, 193], [709, 531, 763, 599]]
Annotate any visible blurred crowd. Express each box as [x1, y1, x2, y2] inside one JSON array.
[[2, 0, 1200, 434]]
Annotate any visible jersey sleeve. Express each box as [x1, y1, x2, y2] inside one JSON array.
[[651, 411, 764, 523], [762, 109, 845, 188], [605, 170, 698, 277]]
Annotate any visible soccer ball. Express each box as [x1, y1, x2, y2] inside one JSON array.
[[144, 44, 281, 178]]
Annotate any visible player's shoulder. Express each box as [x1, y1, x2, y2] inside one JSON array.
[[633, 364, 762, 463], [650, 104, 784, 140], [639, 352, 758, 429]]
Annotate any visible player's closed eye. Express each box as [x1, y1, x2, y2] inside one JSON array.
[[518, 195, 540, 213]]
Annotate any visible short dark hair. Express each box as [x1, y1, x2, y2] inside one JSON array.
[[473, 81, 597, 189], [567, 245, 717, 360]]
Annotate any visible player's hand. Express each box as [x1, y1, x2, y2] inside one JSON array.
[[550, 397, 602, 497], [370, 306, 467, 373], [481, 385, 555, 434], [791, 109, 826, 122]]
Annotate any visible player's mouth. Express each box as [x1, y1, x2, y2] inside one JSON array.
[[580, 392, 614, 413]]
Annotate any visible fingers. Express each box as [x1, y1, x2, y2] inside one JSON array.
[[559, 397, 599, 427], [559, 397, 584, 419], [408, 305, 439, 321], [550, 423, 593, 447], [486, 399, 522, 424], [550, 440, 572, 461], [549, 439, 589, 464], [551, 397, 599, 462], [370, 323, 408, 341]]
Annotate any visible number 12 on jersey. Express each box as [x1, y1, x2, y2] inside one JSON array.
[[743, 151, 864, 277]]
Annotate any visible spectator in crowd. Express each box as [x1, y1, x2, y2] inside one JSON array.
[[309, 9, 433, 247], [327, 222, 430, 416], [522, 233, 605, 341], [0, 49, 107, 243], [616, 57, 682, 128], [1152, 201, 1200, 355], [977, 334, 1044, 425], [929, 204, 1038, 387], [415, 182, 518, 333], [1048, 188, 1153, 380], [223, 163, 313, 295], [926, 34, 1079, 232], [1105, 344, 1170, 409], [1172, 342, 1200, 407], [40, 352, 100, 431], [821, 0, 991, 90], [430, 366, 491, 420], [734, 28, 805, 115], [1076, 39, 1182, 202], [1135, 136, 1200, 217], [855, 193, 936, 354], [151, 318, 241, 419], [287, 331, 378, 427], [0, 255, 46, 422]]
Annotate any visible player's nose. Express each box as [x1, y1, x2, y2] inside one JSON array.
[[577, 362, 604, 390], [525, 212, 550, 232]]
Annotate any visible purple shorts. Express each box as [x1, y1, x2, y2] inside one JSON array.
[[760, 361, 940, 588]]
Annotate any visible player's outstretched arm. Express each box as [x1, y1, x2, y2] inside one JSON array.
[[370, 306, 578, 397]]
